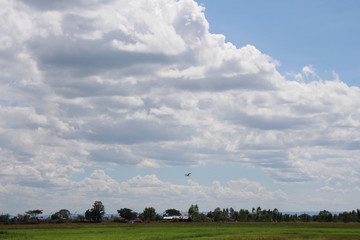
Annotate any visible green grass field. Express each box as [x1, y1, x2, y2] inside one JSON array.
[[1, 222, 360, 239]]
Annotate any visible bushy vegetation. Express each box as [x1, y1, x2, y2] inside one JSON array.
[[1, 202, 360, 225], [189, 207, 360, 223]]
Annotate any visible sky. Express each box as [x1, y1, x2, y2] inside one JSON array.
[[0, 0, 360, 216], [197, 0, 360, 87]]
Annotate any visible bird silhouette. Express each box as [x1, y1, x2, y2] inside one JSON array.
[[184, 173, 191, 176]]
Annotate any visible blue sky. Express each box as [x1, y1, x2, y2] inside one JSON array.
[[1, 0, 360, 215], [198, 0, 360, 86]]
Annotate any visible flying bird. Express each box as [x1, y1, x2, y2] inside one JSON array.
[[184, 173, 191, 176]]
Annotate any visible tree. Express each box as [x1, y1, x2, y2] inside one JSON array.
[[85, 201, 105, 222], [271, 208, 282, 222], [213, 208, 228, 222], [282, 214, 291, 222], [229, 208, 239, 221], [339, 211, 357, 223], [188, 204, 199, 220], [0, 214, 10, 223], [164, 208, 181, 216], [117, 208, 137, 221], [255, 206, 261, 221], [316, 210, 333, 222], [17, 214, 30, 223], [141, 207, 156, 222], [298, 213, 311, 222], [206, 211, 214, 220], [51, 209, 71, 221], [75, 214, 86, 223], [85, 209, 92, 221], [25, 209, 43, 219], [259, 209, 272, 222], [239, 209, 249, 222]]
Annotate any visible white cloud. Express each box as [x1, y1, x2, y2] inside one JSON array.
[[0, 0, 360, 213], [1, 170, 288, 213], [302, 65, 316, 76], [319, 186, 350, 193]]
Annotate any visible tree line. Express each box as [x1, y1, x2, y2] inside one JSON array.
[[187, 205, 360, 223], [1, 201, 360, 224]]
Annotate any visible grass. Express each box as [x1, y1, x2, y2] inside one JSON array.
[[1, 222, 360, 239]]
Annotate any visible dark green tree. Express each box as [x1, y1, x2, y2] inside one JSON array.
[[25, 209, 43, 219], [255, 206, 261, 221], [259, 209, 272, 222], [51, 209, 71, 221], [75, 214, 86, 222], [229, 208, 239, 221], [351, 210, 357, 222], [85, 201, 105, 222], [196, 213, 211, 222], [188, 204, 199, 220], [117, 208, 137, 221], [316, 210, 333, 222], [17, 214, 30, 223], [206, 211, 214, 220], [339, 211, 350, 223], [339, 211, 358, 223], [140, 207, 156, 222], [272, 208, 282, 222], [283, 214, 291, 222], [213, 207, 228, 222], [164, 208, 181, 216], [0, 214, 10, 223], [239, 209, 249, 222], [298, 213, 311, 222]]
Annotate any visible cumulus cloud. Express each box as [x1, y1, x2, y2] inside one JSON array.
[[0, 171, 287, 213], [1, 0, 360, 213]]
